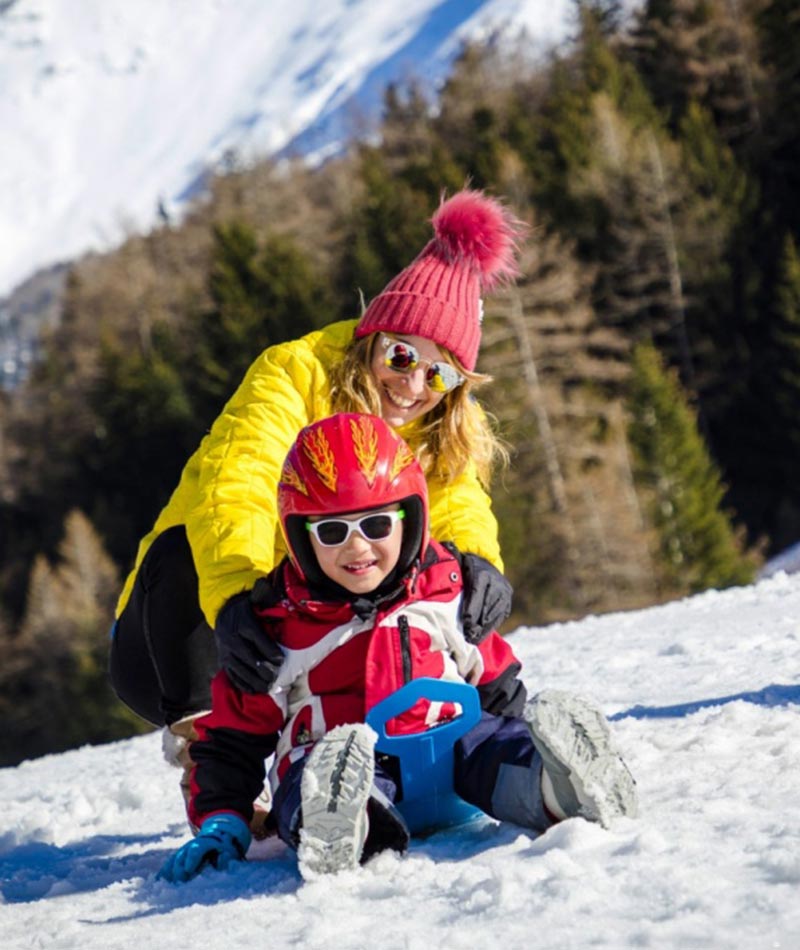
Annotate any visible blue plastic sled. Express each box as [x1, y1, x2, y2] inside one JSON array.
[[365, 677, 482, 835]]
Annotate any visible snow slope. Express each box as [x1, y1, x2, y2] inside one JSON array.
[[2, 574, 798, 949], [0, 0, 576, 300]]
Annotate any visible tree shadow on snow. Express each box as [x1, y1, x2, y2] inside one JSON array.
[[0, 827, 304, 916], [137, 835, 302, 914], [0, 832, 170, 903], [98, 820, 521, 922], [0, 814, 543, 919], [611, 682, 800, 721]]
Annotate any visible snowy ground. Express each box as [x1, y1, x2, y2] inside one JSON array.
[[2, 573, 799, 949]]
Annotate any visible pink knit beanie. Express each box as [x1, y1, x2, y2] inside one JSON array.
[[355, 190, 525, 371]]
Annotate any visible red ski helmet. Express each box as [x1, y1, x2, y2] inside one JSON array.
[[278, 413, 429, 587]]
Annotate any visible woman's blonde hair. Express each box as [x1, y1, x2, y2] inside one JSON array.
[[328, 333, 508, 487]]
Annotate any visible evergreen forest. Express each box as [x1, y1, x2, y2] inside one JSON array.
[[1, 0, 797, 765]]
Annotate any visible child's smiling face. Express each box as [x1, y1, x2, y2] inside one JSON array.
[[307, 504, 404, 595]]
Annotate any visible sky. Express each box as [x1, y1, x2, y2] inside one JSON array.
[[1, 572, 798, 949], [0, 0, 579, 301]]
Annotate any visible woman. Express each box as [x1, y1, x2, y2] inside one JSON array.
[[110, 188, 525, 736]]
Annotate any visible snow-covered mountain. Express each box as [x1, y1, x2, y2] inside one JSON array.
[[2, 574, 799, 948], [0, 0, 578, 304]]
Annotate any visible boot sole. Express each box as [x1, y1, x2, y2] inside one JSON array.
[[524, 689, 638, 827], [299, 724, 376, 877]]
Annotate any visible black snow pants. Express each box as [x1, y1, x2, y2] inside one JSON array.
[[109, 526, 218, 726]]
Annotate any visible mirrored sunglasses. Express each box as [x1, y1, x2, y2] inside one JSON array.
[[306, 509, 405, 547], [381, 336, 464, 394]]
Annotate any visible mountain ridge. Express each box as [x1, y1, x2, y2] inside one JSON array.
[[0, 0, 576, 302]]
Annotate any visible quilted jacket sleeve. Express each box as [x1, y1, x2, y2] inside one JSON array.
[[186, 324, 351, 626], [427, 463, 503, 572]]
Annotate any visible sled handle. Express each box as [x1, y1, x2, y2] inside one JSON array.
[[366, 678, 481, 761]]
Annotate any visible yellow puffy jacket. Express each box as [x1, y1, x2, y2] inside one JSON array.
[[115, 319, 502, 626]]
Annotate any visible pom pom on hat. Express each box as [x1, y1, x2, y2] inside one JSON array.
[[429, 190, 520, 291], [355, 189, 525, 371]]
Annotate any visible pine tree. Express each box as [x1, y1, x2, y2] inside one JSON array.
[[432, 41, 527, 192], [188, 221, 335, 421], [337, 150, 440, 305], [756, 0, 800, 236], [669, 101, 756, 426], [570, 0, 627, 38], [629, 0, 764, 152], [87, 331, 197, 564], [567, 85, 760, 485], [481, 223, 657, 619], [379, 80, 463, 191], [0, 510, 148, 766], [575, 99, 694, 366], [522, 6, 660, 236], [752, 233, 800, 549], [627, 343, 756, 594], [771, 235, 800, 453]]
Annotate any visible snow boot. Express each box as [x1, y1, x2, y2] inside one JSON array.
[[524, 689, 638, 828], [298, 723, 376, 878], [361, 784, 410, 862]]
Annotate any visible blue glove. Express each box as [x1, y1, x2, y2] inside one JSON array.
[[158, 813, 252, 883]]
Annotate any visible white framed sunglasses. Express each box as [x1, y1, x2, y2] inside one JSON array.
[[380, 335, 465, 394], [306, 509, 405, 547]]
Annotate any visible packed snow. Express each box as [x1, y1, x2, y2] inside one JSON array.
[[2, 573, 798, 949], [0, 0, 577, 300]]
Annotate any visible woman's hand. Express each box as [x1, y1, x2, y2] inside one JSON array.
[[214, 591, 285, 693], [445, 545, 514, 642]]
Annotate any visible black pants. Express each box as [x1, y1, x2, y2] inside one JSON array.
[[109, 526, 218, 727]]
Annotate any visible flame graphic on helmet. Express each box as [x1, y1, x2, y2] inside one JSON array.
[[390, 440, 415, 481], [279, 460, 308, 496], [301, 426, 338, 493], [349, 415, 379, 486]]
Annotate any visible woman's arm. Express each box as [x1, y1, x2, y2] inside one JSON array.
[[427, 462, 503, 571], [186, 340, 329, 626], [428, 471, 512, 640]]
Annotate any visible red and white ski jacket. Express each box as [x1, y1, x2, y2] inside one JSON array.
[[188, 540, 525, 829]]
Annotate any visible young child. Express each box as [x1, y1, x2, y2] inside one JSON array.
[[159, 414, 637, 883]]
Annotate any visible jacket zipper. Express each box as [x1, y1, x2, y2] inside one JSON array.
[[398, 614, 412, 683]]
